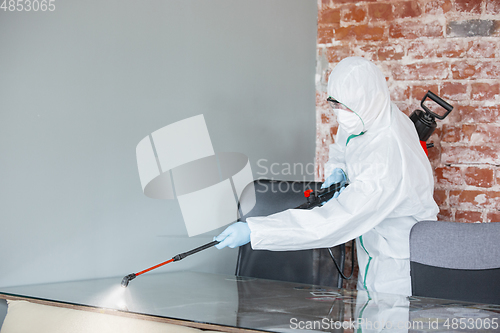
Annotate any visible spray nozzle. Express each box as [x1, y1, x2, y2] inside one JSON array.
[[121, 273, 136, 288]]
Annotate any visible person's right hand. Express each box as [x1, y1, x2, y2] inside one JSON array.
[[214, 222, 251, 249]]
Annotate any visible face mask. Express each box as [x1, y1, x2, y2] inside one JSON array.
[[334, 109, 364, 135]]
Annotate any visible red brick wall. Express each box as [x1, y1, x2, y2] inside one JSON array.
[[316, 0, 500, 225]]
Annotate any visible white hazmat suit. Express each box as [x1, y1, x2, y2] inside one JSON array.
[[247, 57, 438, 296]]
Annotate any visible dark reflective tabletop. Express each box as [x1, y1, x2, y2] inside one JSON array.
[[1, 271, 499, 332]]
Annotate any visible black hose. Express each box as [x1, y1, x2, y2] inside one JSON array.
[[327, 240, 355, 280]]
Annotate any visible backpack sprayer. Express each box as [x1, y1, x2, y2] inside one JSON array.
[[121, 181, 346, 287], [410, 90, 454, 155], [122, 91, 453, 288]]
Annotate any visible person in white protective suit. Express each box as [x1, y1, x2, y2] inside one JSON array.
[[215, 57, 439, 296]]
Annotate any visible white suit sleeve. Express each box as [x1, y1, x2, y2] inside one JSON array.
[[247, 139, 404, 251], [323, 128, 348, 179]]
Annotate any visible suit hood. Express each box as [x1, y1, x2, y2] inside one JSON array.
[[327, 57, 391, 132]]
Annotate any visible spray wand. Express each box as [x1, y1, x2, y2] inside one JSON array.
[[121, 181, 345, 287], [121, 240, 219, 287]]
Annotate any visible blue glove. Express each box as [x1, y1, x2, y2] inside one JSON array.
[[214, 222, 251, 249], [321, 168, 347, 199], [332, 186, 345, 198], [322, 168, 347, 189]]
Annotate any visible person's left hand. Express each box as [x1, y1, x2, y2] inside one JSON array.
[[322, 168, 347, 189], [321, 168, 347, 201], [214, 222, 251, 249], [332, 186, 345, 199]]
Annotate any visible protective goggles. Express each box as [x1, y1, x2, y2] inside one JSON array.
[[327, 96, 365, 134], [327, 97, 353, 112]]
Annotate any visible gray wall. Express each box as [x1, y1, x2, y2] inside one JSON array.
[[0, 299, 5, 327], [0, 0, 317, 287]]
